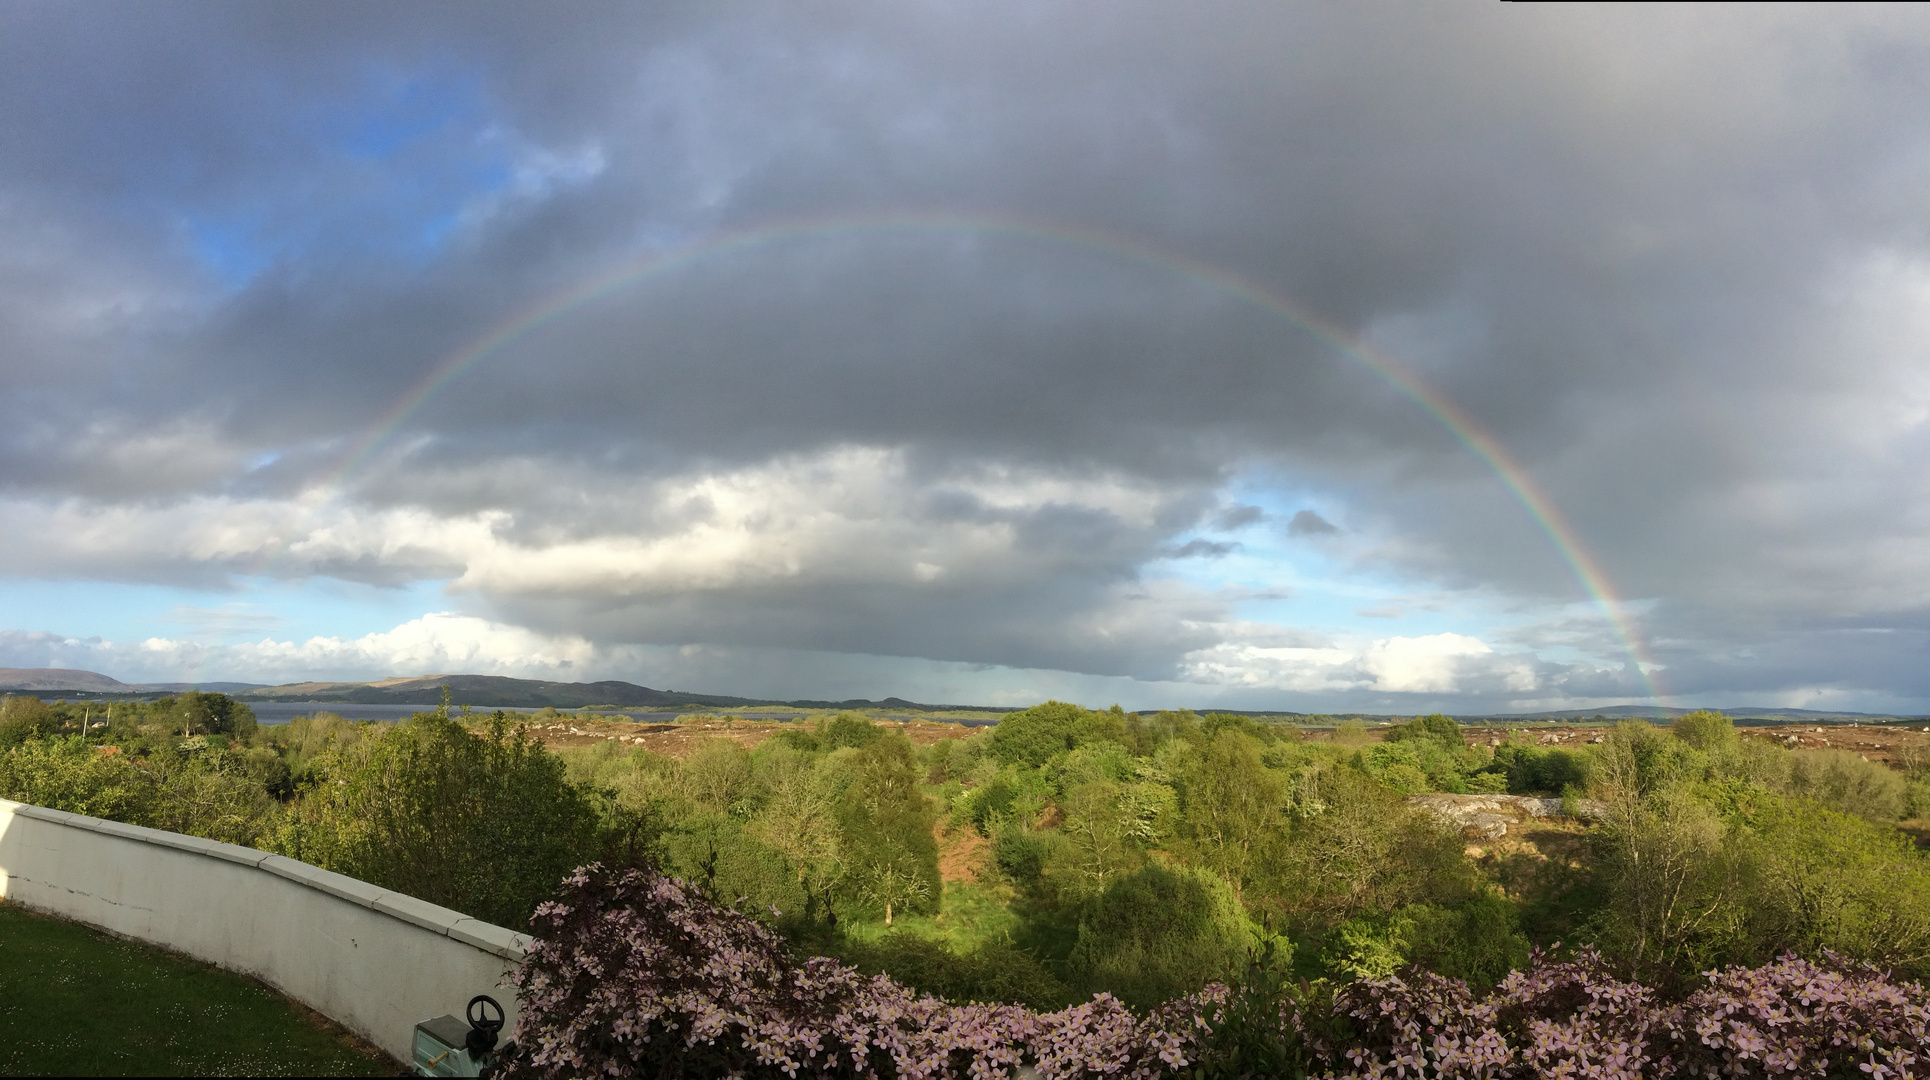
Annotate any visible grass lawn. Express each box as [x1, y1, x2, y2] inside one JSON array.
[[0, 901, 395, 1077]]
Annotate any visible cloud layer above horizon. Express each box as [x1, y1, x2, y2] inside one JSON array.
[[1, 2, 1926, 713]]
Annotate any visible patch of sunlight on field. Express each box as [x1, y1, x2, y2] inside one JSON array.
[[839, 880, 1025, 954]]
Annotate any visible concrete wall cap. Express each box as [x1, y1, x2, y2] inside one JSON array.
[[448, 918, 531, 960], [372, 891, 468, 936], [255, 854, 385, 908], [10, 803, 88, 828]]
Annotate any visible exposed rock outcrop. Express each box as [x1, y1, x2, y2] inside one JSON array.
[[1406, 792, 1605, 839]]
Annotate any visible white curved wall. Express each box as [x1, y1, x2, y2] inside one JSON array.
[[0, 798, 529, 1063]]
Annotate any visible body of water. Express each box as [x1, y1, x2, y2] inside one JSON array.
[[243, 701, 998, 727]]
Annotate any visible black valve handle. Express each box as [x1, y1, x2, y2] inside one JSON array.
[[466, 994, 506, 1056], [467, 995, 505, 1033]]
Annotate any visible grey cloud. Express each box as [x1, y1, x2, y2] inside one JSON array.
[[0, 3, 1925, 706], [1288, 510, 1339, 537], [1169, 539, 1238, 559], [1211, 504, 1266, 530]]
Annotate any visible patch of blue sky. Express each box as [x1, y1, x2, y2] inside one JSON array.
[[336, 69, 489, 160], [1154, 470, 1552, 648], [183, 69, 520, 286], [186, 212, 278, 290], [0, 577, 454, 648]]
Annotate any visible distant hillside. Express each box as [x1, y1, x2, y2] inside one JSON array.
[[0, 667, 130, 692], [0, 668, 268, 695], [237, 674, 1004, 712]]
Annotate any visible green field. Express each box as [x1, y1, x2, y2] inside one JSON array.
[[0, 902, 393, 1077]]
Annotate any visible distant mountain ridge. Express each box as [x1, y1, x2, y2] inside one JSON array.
[[237, 673, 1001, 712], [0, 667, 130, 691], [1, 667, 1919, 720], [0, 667, 1000, 710]]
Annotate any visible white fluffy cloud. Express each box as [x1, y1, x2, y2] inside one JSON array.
[[1182, 631, 1546, 697], [0, 615, 597, 686]]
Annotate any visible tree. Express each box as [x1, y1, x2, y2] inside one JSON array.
[[679, 738, 753, 812], [991, 701, 1126, 766], [1179, 730, 1285, 901], [170, 691, 257, 739], [835, 730, 939, 923], [747, 750, 845, 923], [1587, 726, 1743, 977], [271, 703, 600, 928], [1067, 863, 1260, 1009]]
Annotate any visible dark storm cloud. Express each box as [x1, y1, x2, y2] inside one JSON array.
[[0, 2, 1925, 702]]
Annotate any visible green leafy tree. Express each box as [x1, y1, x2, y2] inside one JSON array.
[[991, 701, 1126, 767], [0, 696, 59, 747], [680, 738, 754, 812], [1385, 713, 1464, 749], [835, 731, 939, 924], [0, 736, 155, 821], [1586, 728, 1745, 977], [747, 749, 845, 923], [1788, 748, 1905, 820], [169, 692, 257, 739], [1730, 794, 1930, 977], [270, 704, 600, 928], [1067, 863, 1267, 1009], [1178, 730, 1285, 901], [0, 735, 273, 846]]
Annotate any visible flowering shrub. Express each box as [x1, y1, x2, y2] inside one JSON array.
[[503, 864, 1930, 1079], [503, 864, 1211, 1079]]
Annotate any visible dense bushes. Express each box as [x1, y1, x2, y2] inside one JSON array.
[[1067, 863, 1259, 1009], [0, 730, 275, 846], [268, 705, 603, 928], [503, 862, 1214, 1080], [502, 861, 1930, 1080]]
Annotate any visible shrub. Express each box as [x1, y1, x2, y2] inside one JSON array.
[[992, 820, 1053, 884], [992, 702, 1126, 767], [1067, 863, 1260, 1009], [269, 707, 600, 928], [1739, 796, 1930, 978], [836, 933, 1074, 1011], [661, 810, 808, 918], [0, 696, 59, 748], [0, 735, 155, 821], [1490, 742, 1587, 795], [0, 735, 273, 846], [1198, 713, 1281, 746], [824, 712, 885, 750], [1384, 713, 1464, 749], [503, 865, 1930, 1080], [1789, 747, 1905, 821], [1670, 708, 1736, 751], [1324, 896, 1531, 988], [504, 863, 1214, 1080], [965, 775, 1018, 835]]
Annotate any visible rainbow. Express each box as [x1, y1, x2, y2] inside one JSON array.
[[303, 211, 1662, 700]]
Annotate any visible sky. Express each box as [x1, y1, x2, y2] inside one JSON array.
[[0, 2, 1926, 714]]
